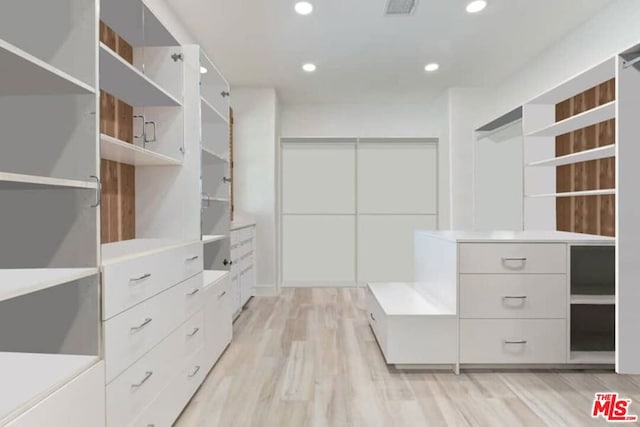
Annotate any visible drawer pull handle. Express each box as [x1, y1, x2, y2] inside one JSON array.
[[186, 255, 200, 262], [503, 296, 527, 300], [130, 273, 151, 283], [187, 327, 200, 337], [131, 371, 153, 388], [504, 340, 527, 345], [218, 291, 227, 299], [186, 288, 200, 296], [370, 313, 376, 322], [131, 318, 153, 332], [501, 257, 527, 262], [188, 365, 201, 378]]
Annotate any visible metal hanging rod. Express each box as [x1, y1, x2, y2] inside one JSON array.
[[623, 55, 640, 69]]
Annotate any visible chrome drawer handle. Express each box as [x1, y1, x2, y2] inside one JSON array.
[[370, 313, 376, 322], [130, 273, 151, 283], [503, 296, 527, 300], [501, 257, 527, 262], [188, 366, 201, 378], [131, 318, 153, 332], [131, 371, 153, 388], [186, 255, 200, 262], [187, 327, 200, 337], [218, 291, 227, 299], [504, 340, 527, 345], [186, 288, 200, 296]]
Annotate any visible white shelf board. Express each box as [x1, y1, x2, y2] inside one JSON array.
[[527, 145, 615, 168], [527, 101, 616, 137], [0, 39, 95, 95], [101, 134, 182, 166], [526, 189, 616, 198], [571, 294, 615, 305], [0, 269, 98, 302], [570, 351, 615, 365], [203, 270, 229, 288], [102, 238, 200, 265], [99, 43, 181, 107], [0, 353, 98, 425], [0, 172, 97, 190], [203, 235, 227, 244], [529, 58, 615, 105], [201, 146, 228, 163], [201, 97, 228, 124]]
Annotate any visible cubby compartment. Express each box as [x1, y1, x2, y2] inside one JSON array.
[[132, 106, 184, 161], [202, 156, 230, 200], [202, 121, 230, 160], [0, 0, 96, 90], [202, 202, 230, 237], [204, 239, 231, 271], [571, 245, 615, 296], [0, 94, 97, 184], [200, 51, 229, 124], [571, 304, 615, 352]]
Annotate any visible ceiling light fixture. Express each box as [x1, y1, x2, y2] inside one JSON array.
[[302, 63, 317, 72], [466, 0, 487, 13], [295, 1, 313, 15], [424, 63, 439, 72], [200, 66, 208, 74]]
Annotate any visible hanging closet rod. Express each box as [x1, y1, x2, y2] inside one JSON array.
[[622, 55, 640, 69]]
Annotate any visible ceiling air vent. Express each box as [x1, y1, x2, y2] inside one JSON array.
[[385, 0, 417, 15]]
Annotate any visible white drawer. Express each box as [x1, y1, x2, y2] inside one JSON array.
[[460, 319, 566, 364], [460, 275, 567, 319], [204, 277, 232, 371], [459, 243, 567, 274], [104, 274, 204, 383], [106, 312, 204, 427], [6, 363, 105, 427], [366, 287, 388, 352], [102, 242, 203, 319]]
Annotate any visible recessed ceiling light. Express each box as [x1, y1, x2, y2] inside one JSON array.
[[200, 66, 208, 74], [302, 63, 317, 72], [466, 0, 487, 13], [295, 1, 313, 15], [424, 63, 439, 72]]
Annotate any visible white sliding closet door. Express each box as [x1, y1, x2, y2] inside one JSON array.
[[281, 139, 356, 286]]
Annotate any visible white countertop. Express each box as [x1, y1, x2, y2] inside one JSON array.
[[417, 230, 615, 244], [368, 283, 456, 316], [231, 215, 256, 231]]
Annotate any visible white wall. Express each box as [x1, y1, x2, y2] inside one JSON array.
[[232, 88, 279, 294], [146, 0, 196, 45]]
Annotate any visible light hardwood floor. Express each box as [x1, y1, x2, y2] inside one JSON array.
[[175, 288, 640, 426]]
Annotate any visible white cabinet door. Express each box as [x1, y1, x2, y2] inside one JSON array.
[[282, 142, 356, 214], [282, 215, 356, 284], [358, 215, 437, 282], [357, 141, 437, 214]]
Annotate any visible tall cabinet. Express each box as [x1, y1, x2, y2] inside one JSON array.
[[0, 0, 104, 426]]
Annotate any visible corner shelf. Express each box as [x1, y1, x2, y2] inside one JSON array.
[[571, 294, 615, 305], [526, 101, 616, 137], [527, 145, 616, 168], [526, 189, 616, 198], [201, 97, 228, 124], [101, 134, 182, 166], [0, 269, 98, 302], [0, 39, 95, 95], [203, 235, 227, 244], [202, 146, 228, 163], [570, 351, 615, 365], [99, 43, 181, 107], [0, 172, 97, 190]]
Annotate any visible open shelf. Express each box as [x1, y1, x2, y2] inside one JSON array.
[[526, 189, 616, 198], [100, 134, 182, 166], [571, 294, 615, 305], [202, 146, 228, 163], [201, 97, 227, 124], [0, 39, 95, 95], [99, 43, 181, 107], [0, 269, 98, 302], [203, 235, 227, 245], [570, 351, 615, 365], [527, 101, 616, 138], [0, 172, 97, 190], [527, 145, 616, 168], [203, 270, 229, 288], [0, 353, 98, 424], [102, 238, 199, 265]]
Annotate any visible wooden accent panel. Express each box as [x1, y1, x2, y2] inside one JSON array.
[[100, 22, 136, 243], [555, 79, 615, 237], [229, 108, 234, 222]]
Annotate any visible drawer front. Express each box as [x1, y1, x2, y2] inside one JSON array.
[[460, 319, 566, 364], [460, 275, 567, 319], [104, 274, 204, 383], [205, 277, 232, 370], [366, 287, 387, 352], [459, 243, 567, 274], [106, 313, 203, 427], [102, 242, 203, 319]]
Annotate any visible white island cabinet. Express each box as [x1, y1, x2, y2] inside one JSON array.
[[367, 230, 615, 373]]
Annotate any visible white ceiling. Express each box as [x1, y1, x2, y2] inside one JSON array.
[[167, 0, 614, 104]]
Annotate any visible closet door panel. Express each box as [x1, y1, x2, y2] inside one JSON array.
[[282, 215, 355, 284], [357, 215, 437, 283], [282, 143, 355, 214], [358, 141, 437, 214]]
